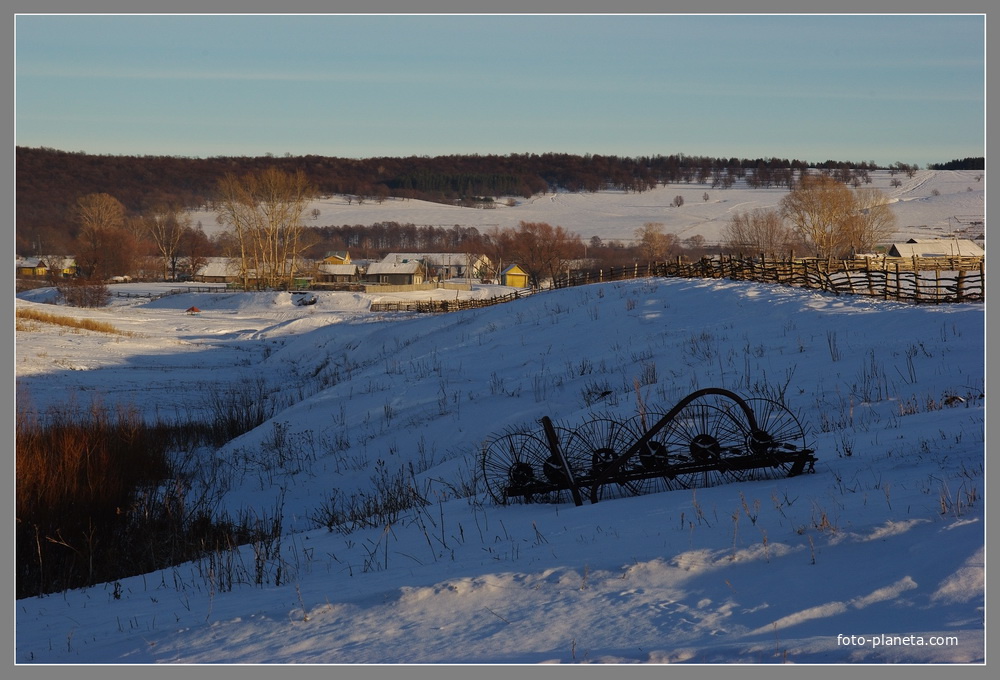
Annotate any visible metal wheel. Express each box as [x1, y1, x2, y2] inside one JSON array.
[[617, 412, 688, 495], [562, 417, 644, 500], [481, 430, 563, 505], [731, 398, 809, 481], [655, 400, 749, 489]]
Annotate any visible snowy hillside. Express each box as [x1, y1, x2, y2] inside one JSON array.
[[14, 270, 985, 664], [186, 169, 986, 246]]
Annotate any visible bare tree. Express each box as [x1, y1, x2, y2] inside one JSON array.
[[74, 193, 129, 279], [779, 174, 854, 258], [215, 168, 315, 289], [634, 222, 677, 261], [507, 221, 582, 287], [844, 187, 897, 255], [779, 174, 897, 258], [143, 205, 190, 281], [722, 208, 796, 255]]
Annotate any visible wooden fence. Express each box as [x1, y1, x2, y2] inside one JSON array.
[[371, 254, 985, 314], [549, 256, 983, 304], [114, 285, 227, 301], [370, 290, 527, 313]]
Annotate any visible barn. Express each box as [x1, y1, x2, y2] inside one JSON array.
[[501, 264, 530, 288]]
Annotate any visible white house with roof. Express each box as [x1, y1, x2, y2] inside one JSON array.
[[380, 252, 492, 280], [365, 259, 426, 285], [316, 263, 360, 283], [886, 238, 984, 258]]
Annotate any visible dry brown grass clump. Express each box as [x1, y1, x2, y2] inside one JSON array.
[[15, 307, 135, 336]]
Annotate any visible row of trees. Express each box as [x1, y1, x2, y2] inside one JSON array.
[[722, 174, 897, 258]]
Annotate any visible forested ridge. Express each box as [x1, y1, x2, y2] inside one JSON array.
[[17, 146, 974, 254]]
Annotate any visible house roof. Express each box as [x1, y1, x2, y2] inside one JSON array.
[[195, 258, 240, 277], [366, 261, 424, 275], [381, 253, 488, 267], [501, 264, 527, 275], [317, 264, 358, 275], [16, 256, 76, 269], [889, 239, 984, 258]]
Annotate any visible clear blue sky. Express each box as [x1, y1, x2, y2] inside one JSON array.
[[14, 13, 985, 167]]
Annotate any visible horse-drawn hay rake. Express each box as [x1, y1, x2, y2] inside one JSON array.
[[480, 388, 816, 506]]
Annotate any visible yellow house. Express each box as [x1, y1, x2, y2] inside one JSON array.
[[323, 251, 352, 265], [16, 257, 78, 278], [501, 264, 529, 288]]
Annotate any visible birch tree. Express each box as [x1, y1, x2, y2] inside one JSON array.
[[214, 168, 315, 289]]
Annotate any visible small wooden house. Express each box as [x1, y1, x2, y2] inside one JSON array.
[[365, 260, 426, 285], [194, 258, 241, 283], [380, 252, 492, 280], [16, 258, 49, 277], [16, 257, 78, 278], [316, 263, 360, 283], [322, 251, 352, 266], [501, 264, 529, 288], [886, 238, 984, 258]]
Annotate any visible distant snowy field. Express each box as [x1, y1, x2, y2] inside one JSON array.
[[14, 171, 985, 665], [186, 169, 985, 245]]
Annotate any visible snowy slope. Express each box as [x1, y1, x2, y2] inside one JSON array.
[[14, 272, 985, 664]]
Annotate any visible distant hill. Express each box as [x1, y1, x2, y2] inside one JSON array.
[[17, 146, 904, 253]]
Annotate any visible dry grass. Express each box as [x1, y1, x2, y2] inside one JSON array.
[[15, 307, 136, 336], [16, 393, 284, 598]]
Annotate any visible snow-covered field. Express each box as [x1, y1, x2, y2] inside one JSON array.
[[14, 172, 987, 666], [187, 168, 986, 246]]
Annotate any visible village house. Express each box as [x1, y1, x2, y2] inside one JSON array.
[[364, 260, 426, 285], [315, 263, 360, 283], [501, 263, 530, 288], [15, 256, 78, 279], [380, 252, 492, 280], [193, 257, 241, 284], [886, 238, 984, 258], [322, 251, 352, 266], [193, 257, 312, 288]]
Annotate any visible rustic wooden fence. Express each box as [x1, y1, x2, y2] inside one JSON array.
[[372, 254, 984, 314], [651, 254, 985, 304], [550, 255, 984, 304], [370, 290, 528, 313], [114, 285, 227, 300]]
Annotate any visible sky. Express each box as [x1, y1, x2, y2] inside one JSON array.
[[14, 13, 986, 168]]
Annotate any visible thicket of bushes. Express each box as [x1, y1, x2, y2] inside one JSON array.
[[15, 394, 275, 599]]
